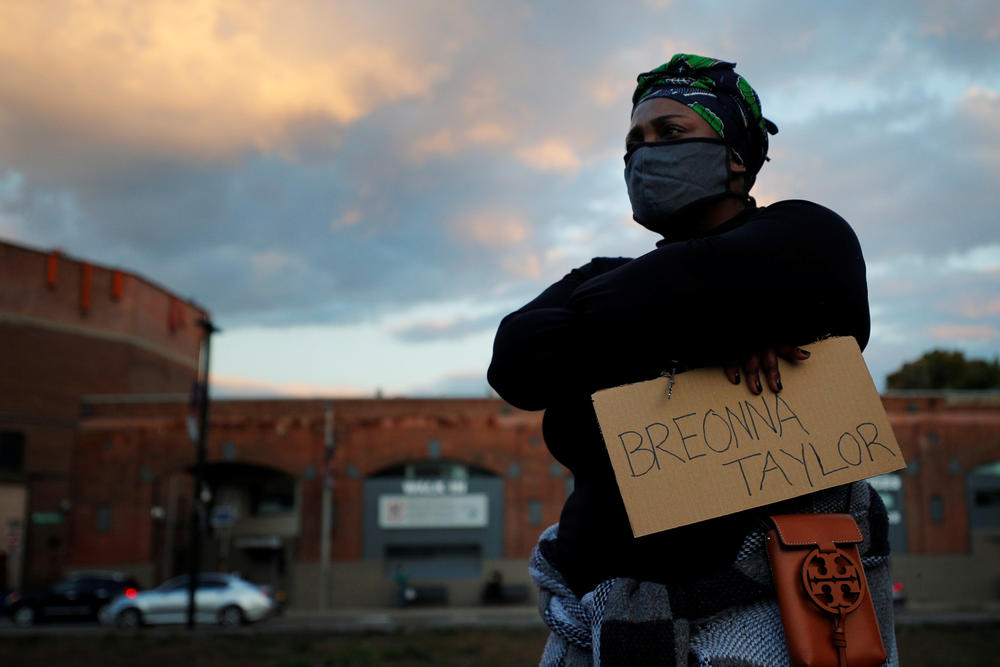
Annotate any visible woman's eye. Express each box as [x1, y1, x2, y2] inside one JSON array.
[[659, 125, 684, 138]]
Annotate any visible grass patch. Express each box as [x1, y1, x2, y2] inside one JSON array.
[[0, 624, 996, 666]]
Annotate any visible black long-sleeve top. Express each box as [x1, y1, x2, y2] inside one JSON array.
[[488, 200, 871, 596]]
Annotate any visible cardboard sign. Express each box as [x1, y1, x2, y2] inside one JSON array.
[[591, 337, 905, 537]]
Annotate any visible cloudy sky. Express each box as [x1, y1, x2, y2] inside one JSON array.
[[1, 0, 998, 397]]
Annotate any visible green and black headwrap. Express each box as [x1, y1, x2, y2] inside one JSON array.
[[633, 54, 779, 187]]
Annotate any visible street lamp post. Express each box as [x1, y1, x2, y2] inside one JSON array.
[[187, 317, 218, 630]]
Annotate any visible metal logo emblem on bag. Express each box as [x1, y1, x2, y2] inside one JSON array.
[[801, 548, 864, 614], [801, 547, 864, 666]]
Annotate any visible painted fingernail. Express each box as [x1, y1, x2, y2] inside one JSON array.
[[776, 378, 783, 391], [733, 372, 740, 385], [755, 378, 762, 393]]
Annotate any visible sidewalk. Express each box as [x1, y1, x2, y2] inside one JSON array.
[[894, 601, 1000, 626], [269, 604, 543, 633], [268, 602, 1000, 633]]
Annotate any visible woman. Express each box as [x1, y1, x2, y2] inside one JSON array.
[[488, 54, 896, 666]]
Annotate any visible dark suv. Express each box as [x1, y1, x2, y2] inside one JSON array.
[[5, 571, 140, 626]]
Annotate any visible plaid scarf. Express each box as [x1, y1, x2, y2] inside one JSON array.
[[530, 481, 899, 666]]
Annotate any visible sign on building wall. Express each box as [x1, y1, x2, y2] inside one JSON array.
[[210, 504, 239, 528], [378, 494, 489, 529]]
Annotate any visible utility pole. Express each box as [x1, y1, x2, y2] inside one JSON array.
[[319, 404, 335, 610], [187, 317, 218, 630]]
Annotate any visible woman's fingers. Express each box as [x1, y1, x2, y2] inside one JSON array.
[[724, 362, 741, 385], [725, 345, 812, 394], [743, 353, 763, 395], [776, 344, 811, 362], [762, 347, 781, 393]]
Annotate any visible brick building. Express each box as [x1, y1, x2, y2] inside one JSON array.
[[883, 393, 1000, 604], [62, 391, 1000, 609], [71, 397, 553, 608], [0, 239, 207, 587]]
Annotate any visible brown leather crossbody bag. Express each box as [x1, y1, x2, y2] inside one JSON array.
[[764, 514, 887, 667]]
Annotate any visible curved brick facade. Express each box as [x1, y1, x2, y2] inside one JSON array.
[[0, 239, 208, 586]]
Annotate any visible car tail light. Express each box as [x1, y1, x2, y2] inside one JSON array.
[[125, 588, 138, 599], [892, 581, 904, 594]]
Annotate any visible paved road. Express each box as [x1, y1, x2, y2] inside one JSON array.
[[0, 605, 544, 636], [2, 604, 998, 636]]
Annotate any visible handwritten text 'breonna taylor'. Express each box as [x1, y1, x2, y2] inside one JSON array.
[[616, 392, 897, 497]]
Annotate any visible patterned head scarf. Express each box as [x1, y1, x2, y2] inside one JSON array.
[[632, 54, 778, 188]]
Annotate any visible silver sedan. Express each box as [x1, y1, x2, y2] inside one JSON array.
[[100, 573, 274, 628]]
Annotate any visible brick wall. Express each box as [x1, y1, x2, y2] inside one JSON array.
[[885, 394, 1000, 554], [69, 398, 553, 572], [66, 393, 1000, 580], [0, 239, 208, 583], [0, 241, 205, 364]]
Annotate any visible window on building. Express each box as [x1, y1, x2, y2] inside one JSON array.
[[250, 476, 295, 516], [968, 460, 1000, 530], [974, 489, 1000, 507], [0, 431, 25, 471], [96, 505, 111, 533], [929, 495, 944, 523], [529, 500, 542, 526]]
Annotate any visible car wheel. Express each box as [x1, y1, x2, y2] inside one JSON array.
[[116, 608, 142, 629], [218, 605, 244, 627], [12, 606, 35, 627]]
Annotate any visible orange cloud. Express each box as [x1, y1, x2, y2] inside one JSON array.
[[249, 250, 299, 278], [516, 139, 581, 173], [409, 129, 461, 161], [588, 76, 631, 106], [212, 373, 367, 398], [501, 252, 542, 279], [330, 208, 363, 231], [0, 1, 446, 159], [407, 123, 514, 162], [959, 86, 1000, 132], [947, 297, 1000, 319], [454, 210, 530, 247], [928, 324, 998, 341], [466, 122, 513, 145]]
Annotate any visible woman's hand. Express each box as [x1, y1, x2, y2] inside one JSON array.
[[724, 345, 811, 395]]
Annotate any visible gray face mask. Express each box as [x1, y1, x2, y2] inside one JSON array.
[[624, 138, 733, 236]]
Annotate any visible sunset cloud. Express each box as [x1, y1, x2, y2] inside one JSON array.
[[212, 373, 367, 398], [954, 298, 1000, 320], [454, 211, 531, 247], [516, 140, 583, 173], [928, 324, 999, 342], [0, 0, 445, 159]]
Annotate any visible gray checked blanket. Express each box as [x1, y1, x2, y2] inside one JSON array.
[[529, 481, 899, 666]]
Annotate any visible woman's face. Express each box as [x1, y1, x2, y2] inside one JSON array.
[[626, 97, 719, 151], [627, 96, 746, 183]]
